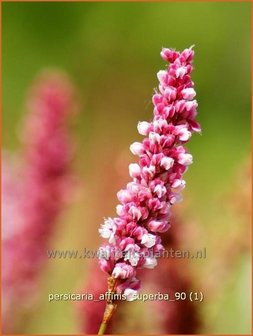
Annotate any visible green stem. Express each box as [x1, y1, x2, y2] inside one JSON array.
[[98, 277, 118, 335], [98, 321, 107, 335], [97, 302, 117, 335]]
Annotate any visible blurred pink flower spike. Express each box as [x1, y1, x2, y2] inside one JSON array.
[[2, 70, 78, 333], [98, 46, 201, 334]]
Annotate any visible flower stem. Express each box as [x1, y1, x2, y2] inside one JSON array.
[[97, 277, 118, 335], [97, 302, 117, 335], [98, 321, 107, 335]]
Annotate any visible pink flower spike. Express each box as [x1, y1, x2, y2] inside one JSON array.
[[98, 47, 201, 333], [2, 71, 78, 333]]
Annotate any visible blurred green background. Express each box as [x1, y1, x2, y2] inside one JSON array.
[[2, 2, 251, 334]]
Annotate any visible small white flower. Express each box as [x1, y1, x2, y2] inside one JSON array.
[[172, 179, 186, 190], [142, 165, 155, 179], [124, 251, 140, 266], [164, 87, 177, 101], [116, 204, 124, 216], [161, 157, 174, 170], [124, 243, 141, 266], [185, 100, 198, 111], [141, 233, 156, 248], [112, 263, 134, 279], [112, 266, 122, 278], [154, 184, 164, 198], [143, 256, 157, 269], [175, 66, 187, 78], [157, 70, 167, 84], [130, 142, 144, 156], [149, 132, 161, 144], [181, 88, 196, 100], [153, 119, 167, 130], [129, 163, 141, 178], [127, 182, 139, 194], [98, 218, 116, 244], [129, 205, 142, 221], [137, 121, 150, 135], [179, 128, 191, 142], [124, 288, 138, 301], [117, 189, 131, 203], [178, 153, 193, 166]]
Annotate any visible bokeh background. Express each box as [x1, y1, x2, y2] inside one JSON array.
[[2, 1, 251, 334]]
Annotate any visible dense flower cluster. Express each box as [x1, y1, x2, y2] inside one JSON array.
[[98, 47, 201, 300], [2, 72, 77, 332], [79, 220, 200, 334]]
